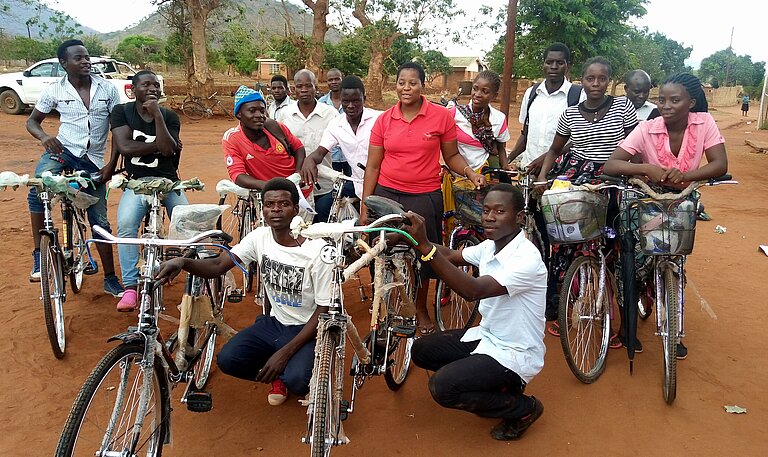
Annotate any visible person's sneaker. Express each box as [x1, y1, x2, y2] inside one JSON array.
[[268, 379, 288, 406], [29, 249, 41, 282], [676, 342, 688, 360], [116, 289, 138, 312], [104, 275, 125, 298], [490, 396, 544, 441]]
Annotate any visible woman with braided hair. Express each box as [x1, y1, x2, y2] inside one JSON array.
[[605, 72, 728, 358]]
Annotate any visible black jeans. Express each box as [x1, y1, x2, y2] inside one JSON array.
[[412, 330, 534, 420]]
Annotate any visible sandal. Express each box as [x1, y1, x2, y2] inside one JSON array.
[[609, 334, 623, 349], [419, 324, 436, 335], [546, 321, 560, 337]]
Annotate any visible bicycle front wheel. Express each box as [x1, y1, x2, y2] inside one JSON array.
[[434, 235, 480, 331], [55, 343, 169, 457], [41, 234, 66, 359], [182, 100, 206, 120], [69, 210, 88, 294], [660, 267, 679, 404], [558, 255, 611, 383], [310, 328, 342, 457], [383, 255, 417, 391], [189, 276, 224, 389]]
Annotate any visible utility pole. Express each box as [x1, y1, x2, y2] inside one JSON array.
[[499, 0, 518, 117], [724, 26, 734, 86]]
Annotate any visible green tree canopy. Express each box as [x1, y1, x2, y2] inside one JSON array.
[[699, 48, 765, 88], [415, 49, 452, 83], [219, 23, 260, 75], [323, 33, 370, 76], [114, 35, 165, 67]]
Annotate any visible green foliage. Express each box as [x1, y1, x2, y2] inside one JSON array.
[[114, 35, 164, 67], [163, 32, 189, 66], [34, 11, 83, 40], [80, 36, 109, 58], [269, 35, 311, 76], [323, 34, 369, 76], [0, 36, 53, 62], [485, 35, 505, 75], [384, 35, 420, 75], [619, 29, 692, 84], [219, 23, 260, 75], [415, 49, 452, 82], [699, 48, 765, 87]]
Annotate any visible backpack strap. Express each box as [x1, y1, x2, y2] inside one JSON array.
[[262, 118, 295, 157], [522, 82, 542, 137], [567, 84, 583, 107]]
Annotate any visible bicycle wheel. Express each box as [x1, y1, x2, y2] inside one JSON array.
[[660, 267, 679, 404], [217, 194, 254, 292], [638, 277, 653, 320], [55, 343, 169, 457], [524, 216, 546, 261], [182, 100, 206, 120], [558, 255, 611, 383], [219, 103, 235, 120], [189, 276, 222, 389], [383, 255, 417, 391], [310, 328, 342, 457], [41, 234, 66, 359], [434, 235, 480, 331], [68, 210, 88, 294]]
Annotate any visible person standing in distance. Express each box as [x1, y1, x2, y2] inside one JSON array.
[[268, 74, 295, 119], [624, 69, 660, 121], [25, 39, 124, 298]]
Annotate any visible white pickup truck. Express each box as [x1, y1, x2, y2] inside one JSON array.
[[0, 57, 164, 115]]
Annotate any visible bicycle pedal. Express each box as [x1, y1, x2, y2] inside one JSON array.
[[340, 400, 350, 421], [83, 263, 99, 275], [392, 325, 416, 338], [164, 248, 183, 260], [227, 290, 243, 303], [185, 390, 213, 412]]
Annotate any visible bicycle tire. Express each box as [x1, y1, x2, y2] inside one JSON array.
[[524, 216, 546, 261], [661, 267, 679, 404], [434, 235, 480, 331], [219, 104, 235, 120], [240, 205, 256, 293], [558, 255, 611, 384], [182, 100, 206, 120], [189, 276, 222, 389], [41, 234, 66, 359], [638, 277, 653, 320], [55, 343, 169, 457], [68, 210, 88, 294], [383, 254, 416, 391], [310, 328, 342, 457]]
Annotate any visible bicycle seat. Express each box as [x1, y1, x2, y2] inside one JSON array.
[[364, 196, 406, 219]]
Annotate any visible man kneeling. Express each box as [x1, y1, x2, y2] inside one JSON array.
[[402, 184, 547, 440], [156, 178, 331, 405]]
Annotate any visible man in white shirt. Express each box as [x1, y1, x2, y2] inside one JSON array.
[[624, 69, 660, 121], [267, 74, 295, 119], [156, 178, 333, 406], [404, 183, 547, 441], [300, 75, 381, 201], [277, 69, 338, 222]]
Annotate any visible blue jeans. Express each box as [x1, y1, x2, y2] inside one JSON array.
[[116, 188, 188, 287], [27, 149, 110, 233], [216, 315, 315, 395]]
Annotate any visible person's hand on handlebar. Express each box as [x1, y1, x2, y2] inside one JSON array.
[[659, 167, 685, 185], [466, 169, 486, 189], [300, 159, 319, 189], [155, 258, 185, 285], [527, 155, 546, 177], [401, 211, 433, 256]]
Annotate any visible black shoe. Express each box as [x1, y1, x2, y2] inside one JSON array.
[[676, 342, 688, 360], [619, 335, 643, 353], [490, 397, 544, 441]]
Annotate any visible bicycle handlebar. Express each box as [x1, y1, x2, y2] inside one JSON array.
[[290, 213, 405, 240], [89, 225, 233, 247], [592, 174, 737, 200], [317, 164, 363, 183], [215, 179, 254, 198], [108, 176, 205, 195]]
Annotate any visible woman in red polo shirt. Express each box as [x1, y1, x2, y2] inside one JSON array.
[[362, 62, 485, 335]]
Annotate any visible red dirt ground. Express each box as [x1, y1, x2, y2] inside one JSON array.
[[0, 103, 765, 456]]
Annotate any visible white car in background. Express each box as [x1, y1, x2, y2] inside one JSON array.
[[0, 57, 164, 114]]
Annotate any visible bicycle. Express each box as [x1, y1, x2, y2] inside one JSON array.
[[295, 197, 419, 456], [55, 217, 238, 456], [181, 92, 235, 121], [515, 167, 547, 258], [608, 175, 736, 404], [435, 166, 518, 331], [1, 170, 99, 358]]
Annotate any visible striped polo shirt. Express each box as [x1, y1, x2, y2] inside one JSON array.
[[35, 75, 120, 168]]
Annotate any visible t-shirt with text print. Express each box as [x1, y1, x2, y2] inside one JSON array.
[[230, 226, 333, 326]]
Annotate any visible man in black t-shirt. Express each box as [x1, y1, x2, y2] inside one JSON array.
[[112, 70, 186, 311]]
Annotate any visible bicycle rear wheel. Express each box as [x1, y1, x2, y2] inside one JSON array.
[[182, 100, 206, 120], [41, 234, 66, 359], [434, 235, 480, 331], [55, 343, 169, 457], [660, 267, 679, 404], [383, 254, 417, 391], [558, 255, 611, 383], [309, 328, 342, 457], [68, 210, 88, 294]]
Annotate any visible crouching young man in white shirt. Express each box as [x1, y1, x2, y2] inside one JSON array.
[[155, 178, 332, 406], [403, 183, 547, 441]]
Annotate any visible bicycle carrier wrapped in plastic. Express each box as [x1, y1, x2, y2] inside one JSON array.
[[636, 198, 696, 255], [540, 188, 608, 244], [452, 179, 487, 226], [169, 204, 229, 240]]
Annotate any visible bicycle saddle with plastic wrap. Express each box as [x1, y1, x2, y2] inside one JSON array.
[[364, 195, 406, 219]]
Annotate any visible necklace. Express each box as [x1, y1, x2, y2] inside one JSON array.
[[580, 96, 612, 122]]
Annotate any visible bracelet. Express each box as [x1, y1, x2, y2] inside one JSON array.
[[463, 165, 472, 177], [420, 244, 438, 262]]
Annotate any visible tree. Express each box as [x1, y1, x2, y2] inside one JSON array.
[[384, 35, 420, 75], [416, 49, 452, 84], [0, 36, 52, 63], [114, 35, 164, 67], [80, 36, 109, 58], [323, 33, 369, 76], [219, 23, 260, 75], [485, 35, 505, 75], [270, 34, 311, 77], [699, 48, 766, 87], [299, 0, 330, 76]]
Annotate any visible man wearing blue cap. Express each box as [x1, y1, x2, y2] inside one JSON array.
[[222, 85, 309, 197]]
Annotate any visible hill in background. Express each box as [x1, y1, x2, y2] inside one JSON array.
[[0, 0, 98, 38]]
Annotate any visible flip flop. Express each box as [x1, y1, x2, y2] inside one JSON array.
[[609, 334, 623, 349], [546, 321, 560, 337], [419, 324, 436, 335]]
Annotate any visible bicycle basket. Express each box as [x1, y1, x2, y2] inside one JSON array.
[[452, 179, 487, 226], [540, 189, 608, 244], [636, 198, 696, 255]]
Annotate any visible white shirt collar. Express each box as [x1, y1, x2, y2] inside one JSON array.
[[535, 79, 573, 96]]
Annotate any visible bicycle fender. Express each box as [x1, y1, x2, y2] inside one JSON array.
[[106, 331, 145, 345], [39, 229, 57, 242]]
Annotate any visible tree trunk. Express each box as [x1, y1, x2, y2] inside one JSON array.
[[365, 48, 387, 103], [187, 0, 218, 97], [303, 0, 329, 76]]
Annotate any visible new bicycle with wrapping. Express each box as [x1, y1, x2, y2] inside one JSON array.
[[297, 197, 419, 456], [1, 170, 99, 358]]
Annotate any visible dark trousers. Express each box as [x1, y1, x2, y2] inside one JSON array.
[[216, 315, 315, 395], [412, 330, 534, 420]]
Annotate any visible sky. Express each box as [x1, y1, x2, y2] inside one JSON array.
[[49, 0, 768, 69]]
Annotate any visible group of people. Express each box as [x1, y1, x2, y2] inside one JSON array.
[[23, 37, 727, 443]]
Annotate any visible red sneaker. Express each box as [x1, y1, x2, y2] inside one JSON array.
[[268, 379, 288, 406]]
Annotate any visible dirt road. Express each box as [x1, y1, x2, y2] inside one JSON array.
[[0, 104, 765, 456]]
